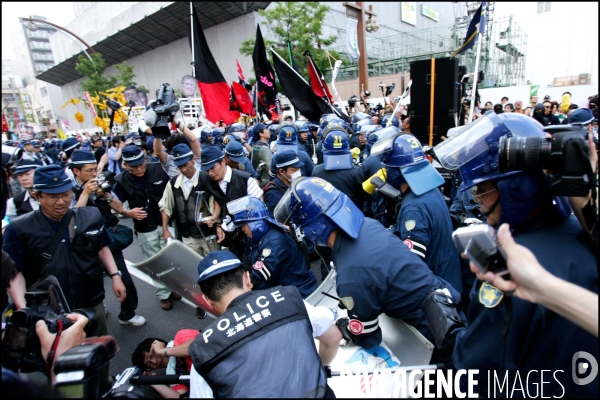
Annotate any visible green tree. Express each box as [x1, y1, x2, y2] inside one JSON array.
[[75, 53, 148, 96], [239, 2, 343, 81]]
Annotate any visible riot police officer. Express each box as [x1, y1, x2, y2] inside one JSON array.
[[378, 134, 463, 294], [231, 196, 317, 298], [433, 111, 598, 397], [274, 177, 464, 353], [249, 123, 272, 187], [269, 122, 314, 176], [312, 126, 365, 210]]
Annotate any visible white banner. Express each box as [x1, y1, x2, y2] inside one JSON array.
[[346, 18, 360, 62]]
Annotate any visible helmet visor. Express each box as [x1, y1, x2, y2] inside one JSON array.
[[433, 112, 495, 170], [274, 189, 294, 225], [370, 129, 402, 157]]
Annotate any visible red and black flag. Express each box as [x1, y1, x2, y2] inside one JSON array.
[[189, 4, 240, 124], [305, 50, 334, 104], [230, 81, 256, 116], [236, 59, 252, 90], [271, 49, 331, 122], [252, 24, 278, 120]]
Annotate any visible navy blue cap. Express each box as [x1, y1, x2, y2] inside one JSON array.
[[62, 138, 82, 152], [253, 123, 267, 136], [121, 145, 145, 166], [70, 150, 97, 167], [197, 250, 243, 283], [568, 108, 596, 125], [33, 164, 73, 194], [33, 141, 41, 148], [172, 143, 194, 166], [200, 146, 225, 171], [274, 150, 304, 169], [224, 141, 246, 163], [22, 140, 34, 146], [13, 157, 43, 175], [146, 137, 155, 149]]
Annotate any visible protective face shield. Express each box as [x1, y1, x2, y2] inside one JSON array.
[[350, 111, 371, 125], [229, 196, 286, 230], [322, 127, 352, 170], [381, 114, 399, 127], [294, 121, 309, 133], [353, 117, 375, 134], [319, 114, 339, 130], [433, 111, 545, 190], [200, 127, 213, 143], [274, 177, 364, 246], [227, 122, 246, 133], [222, 134, 239, 146], [380, 135, 444, 195], [368, 126, 402, 157]]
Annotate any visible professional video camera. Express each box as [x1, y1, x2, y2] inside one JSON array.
[[145, 83, 181, 140], [347, 95, 360, 108], [2, 276, 97, 373], [379, 82, 396, 97], [498, 125, 594, 196], [2, 144, 23, 168]]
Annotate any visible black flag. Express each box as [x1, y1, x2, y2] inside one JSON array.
[[252, 24, 278, 120]]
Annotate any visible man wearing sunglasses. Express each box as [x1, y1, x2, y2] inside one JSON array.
[[543, 100, 561, 125]]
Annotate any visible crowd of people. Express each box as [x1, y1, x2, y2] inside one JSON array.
[[1, 87, 598, 398]]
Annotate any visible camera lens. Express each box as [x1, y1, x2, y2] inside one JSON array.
[[498, 136, 551, 172]]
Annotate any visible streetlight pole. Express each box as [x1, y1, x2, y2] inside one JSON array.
[[21, 17, 97, 57]]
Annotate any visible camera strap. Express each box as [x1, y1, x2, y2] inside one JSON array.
[[46, 319, 65, 376]]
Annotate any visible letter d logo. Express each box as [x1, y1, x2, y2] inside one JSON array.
[[572, 351, 598, 385]]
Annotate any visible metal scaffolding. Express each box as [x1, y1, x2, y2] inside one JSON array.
[[326, 2, 527, 88]]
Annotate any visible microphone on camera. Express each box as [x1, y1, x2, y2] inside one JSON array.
[[144, 108, 157, 128]]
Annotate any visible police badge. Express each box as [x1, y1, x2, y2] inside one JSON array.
[[478, 282, 504, 308], [405, 220, 416, 231]]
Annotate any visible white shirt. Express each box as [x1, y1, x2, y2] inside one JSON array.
[[218, 165, 263, 199], [188, 301, 334, 398], [183, 169, 200, 197], [6, 190, 40, 219]]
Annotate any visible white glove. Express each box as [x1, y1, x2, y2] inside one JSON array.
[[222, 215, 236, 232]]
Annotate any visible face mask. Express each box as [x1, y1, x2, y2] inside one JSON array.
[[290, 170, 302, 180]]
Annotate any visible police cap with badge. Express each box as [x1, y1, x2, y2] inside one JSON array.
[[200, 147, 225, 171], [224, 141, 246, 163], [171, 143, 195, 167], [197, 250, 244, 284], [62, 137, 82, 153], [33, 164, 73, 194], [274, 150, 304, 170], [69, 150, 97, 168], [13, 157, 43, 175], [121, 145, 145, 166]]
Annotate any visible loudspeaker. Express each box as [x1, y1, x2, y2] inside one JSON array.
[[409, 112, 458, 147], [410, 57, 459, 115]]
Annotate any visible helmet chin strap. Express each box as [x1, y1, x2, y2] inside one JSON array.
[[481, 197, 500, 219]]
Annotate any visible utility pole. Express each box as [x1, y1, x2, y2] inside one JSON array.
[[343, 2, 376, 93]]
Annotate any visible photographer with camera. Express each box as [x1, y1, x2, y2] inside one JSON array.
[[433, 111, 598, 397], [69, 150, 145, 326], [113, 145, 182, 311]]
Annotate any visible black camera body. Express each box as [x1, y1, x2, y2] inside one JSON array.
[[96, 174, 112, 192], [152, 84, 180, 139], [2, 277, 97, 373], [498, 125, 593, 196], [347, 95, 360, 108]]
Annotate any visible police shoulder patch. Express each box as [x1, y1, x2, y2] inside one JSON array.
[[405, 220, 416, 231], [262, 248, 271, 258], [340, 297, 354, 311], [479, 282, 504, 308]]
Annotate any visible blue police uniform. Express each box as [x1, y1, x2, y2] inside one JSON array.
[[333, 217, 461, 349], [238, 156, 258, 178], [247, 226, 317, 299], [312, 164, 365, 210], [394, 187, 463, 294], [263, 176, 288, 218], [453, 210, 598, 397]]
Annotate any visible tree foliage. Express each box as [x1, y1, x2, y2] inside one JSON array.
[[239, 2, 344, 81], [75, 53, 148, 96]]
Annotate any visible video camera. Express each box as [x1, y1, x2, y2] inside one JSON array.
[[147, 83, 180, 140], [2, 276, 97, 373], [2, 144, 22, 168], [498, 125, 594, 196], [379, 82, 396, 97], [347, 95, 360, 108]]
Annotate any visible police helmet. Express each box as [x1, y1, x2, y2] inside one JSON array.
[[381, 134, 444, 195], [277, 122, 299, 143], [230, 196, 286, 243], [433, 110, 545, 190], [381, 114, 399, 128], [319, 114, 339, 130], [227, 122, 246, 133], [274, 177, 364, 246], [322, 126, 352, 170], [327, 118, 349, 132], [353, 117, 375, 134], [200, 126, 213, 143], [222, 134, 239, 146], [294, 121, 310, 133], [350, 111, 370, 125]]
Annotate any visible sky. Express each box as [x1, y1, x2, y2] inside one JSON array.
[[1, 1, 76, 60]]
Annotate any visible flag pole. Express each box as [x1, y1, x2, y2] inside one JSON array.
[[467, 31, 483, 124], [190, 2, 195, 78]]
